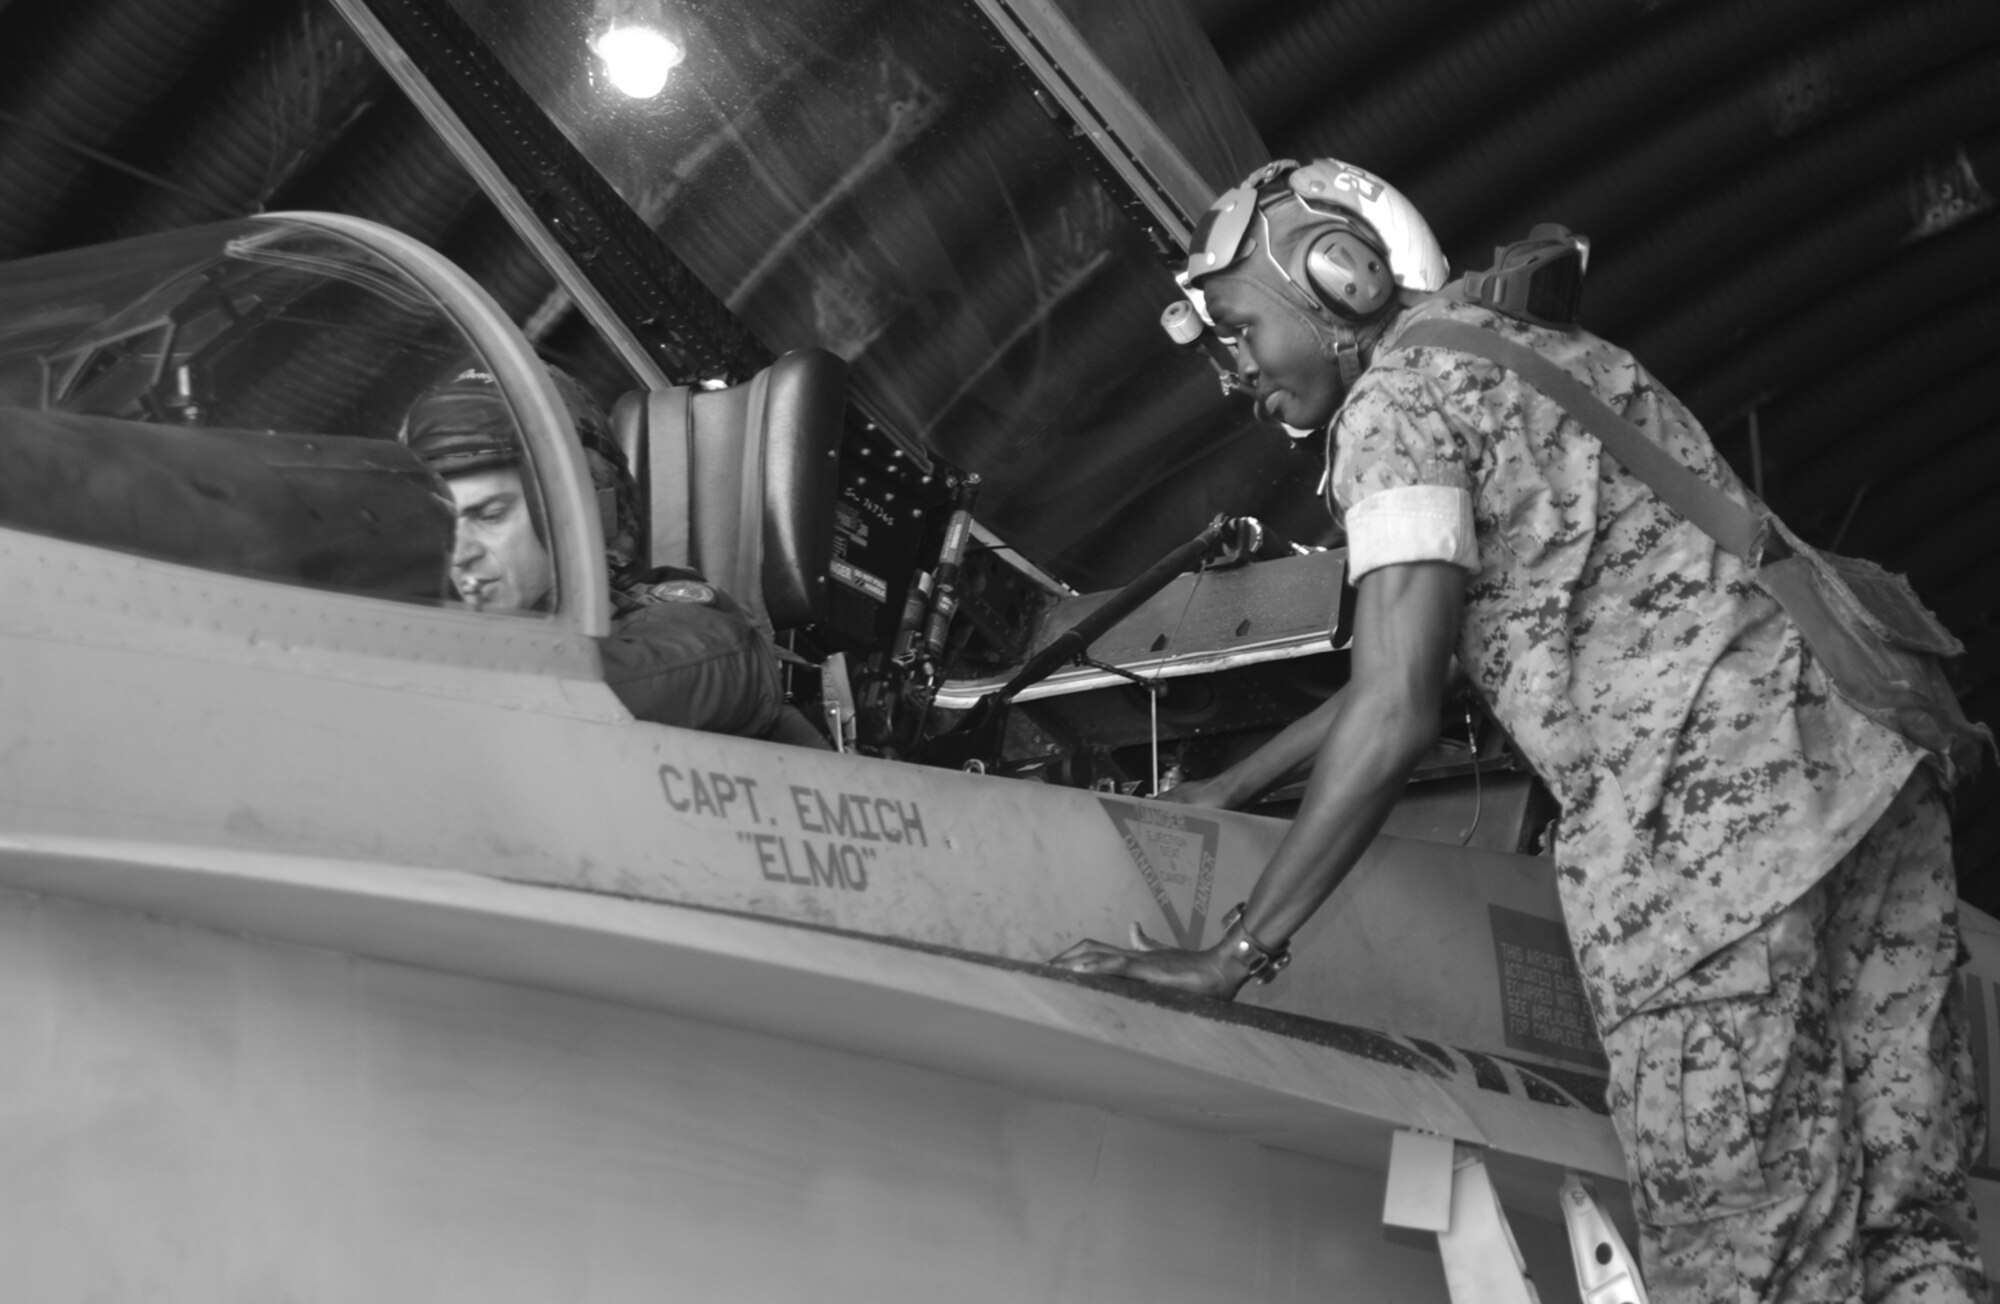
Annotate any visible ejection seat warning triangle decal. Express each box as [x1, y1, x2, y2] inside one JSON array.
[[1096, 798, 1220, 948]]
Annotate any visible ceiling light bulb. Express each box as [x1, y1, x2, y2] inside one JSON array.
[[593, 26, 682, 99]]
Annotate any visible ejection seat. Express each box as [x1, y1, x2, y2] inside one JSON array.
[[610, 347, 846, 635], [610, 347, 847, 745]]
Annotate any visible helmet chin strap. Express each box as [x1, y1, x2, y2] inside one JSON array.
[[1334, 335, 1363, 388], [1314, 317, 1366, 388], [1332, 312, 1398, 387]]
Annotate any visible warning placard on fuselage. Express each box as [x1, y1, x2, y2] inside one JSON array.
[[1489, 904, 1604, 1067]]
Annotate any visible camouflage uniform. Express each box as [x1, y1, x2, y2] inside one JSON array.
[[1331, 295, 1983, 1300], [1602, 772, 1983, 1302]]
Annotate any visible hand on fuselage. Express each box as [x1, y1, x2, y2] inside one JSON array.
[[1048, 925, 1246, 1000]]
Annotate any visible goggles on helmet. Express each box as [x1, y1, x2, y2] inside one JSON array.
[[1461, 224, 1590, 329]]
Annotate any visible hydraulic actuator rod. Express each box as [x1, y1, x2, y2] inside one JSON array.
[[994, 512, 1237, 706]]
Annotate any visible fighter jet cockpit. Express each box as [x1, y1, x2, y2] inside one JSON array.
[[315, 0, 1541, 840], [0, 0, 1547, 854]]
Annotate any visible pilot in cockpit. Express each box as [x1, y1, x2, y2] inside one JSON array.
[[402, 365, 820, 745]]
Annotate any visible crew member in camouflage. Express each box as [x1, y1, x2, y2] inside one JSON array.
[[1051, 159, 1984, 1302]]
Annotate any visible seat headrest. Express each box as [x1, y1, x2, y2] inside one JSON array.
[[611, 348, 847, 632]]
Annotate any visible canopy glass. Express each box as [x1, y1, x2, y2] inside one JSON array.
[[440, 0, 1323, 586]]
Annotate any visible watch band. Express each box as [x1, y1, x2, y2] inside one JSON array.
[[1221, 902, 1292, 984]]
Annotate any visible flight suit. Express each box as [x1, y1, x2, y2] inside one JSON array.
[[599, 567, 786, 740]]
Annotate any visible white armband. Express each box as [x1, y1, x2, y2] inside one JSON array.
[[1344, 485, 1479, 582]]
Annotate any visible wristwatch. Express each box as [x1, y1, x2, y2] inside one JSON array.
[[1220, 902, 1291, 984]]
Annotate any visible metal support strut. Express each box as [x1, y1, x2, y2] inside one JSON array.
[[1383, 1130, 1648, 1304], [1560, 1172, 1648, 1304]]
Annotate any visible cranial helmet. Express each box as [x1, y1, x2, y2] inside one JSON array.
[[1184, 159, 1448, 324], [401, 366, 521, 474]]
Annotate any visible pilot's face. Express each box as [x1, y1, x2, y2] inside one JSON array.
[[445, 466, 554, 612], [1200, 274, 1346, 430]]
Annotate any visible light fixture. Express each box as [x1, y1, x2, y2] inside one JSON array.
[[592, 25, 682, 99]]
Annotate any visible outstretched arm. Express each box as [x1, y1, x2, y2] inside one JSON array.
[[1159, 686, 1344, 809], [1051, 560, 1465, 996]]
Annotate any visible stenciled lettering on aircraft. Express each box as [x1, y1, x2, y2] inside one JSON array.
[[654, 764, 932, 894], [1096, 798, 1219, 948], [656, 765, 766, 823], [741, 829, 872, 892], [1488, 905, 1606, 1068], [789, 787, 928, 847]]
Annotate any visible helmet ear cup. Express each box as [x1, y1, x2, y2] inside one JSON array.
[[1300, 225, 1396, 322]]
